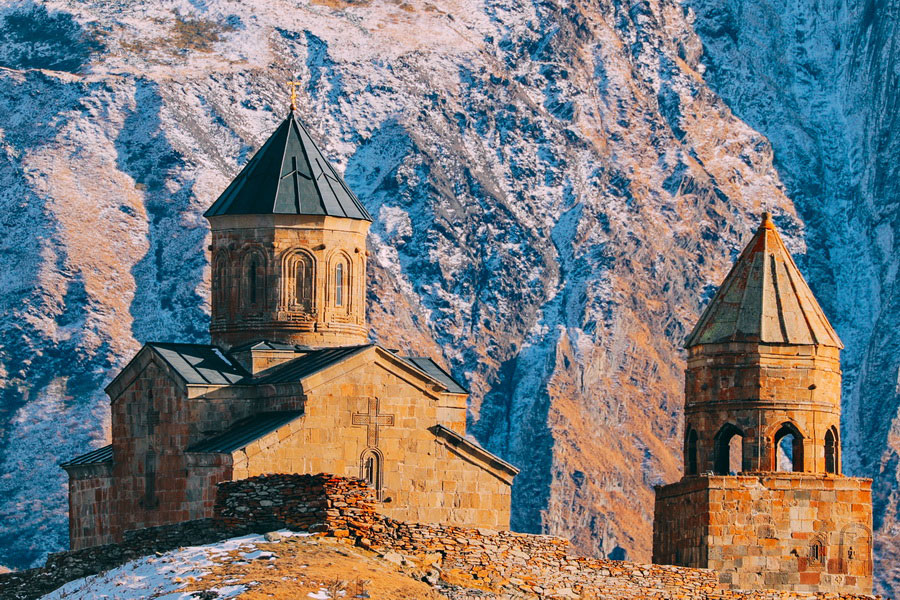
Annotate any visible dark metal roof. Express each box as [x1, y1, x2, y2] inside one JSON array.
[[204, 111, 372, 221], [61, 444, 113, 468], [187, 411, 303, 454], [402, 357, 468, 394], [148, 343, 249, 385], [254, 344, 372, 384]]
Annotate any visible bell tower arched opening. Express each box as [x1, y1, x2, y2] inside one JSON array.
[[773, 422, 804, 472], [685, 428, 699, 476], [713, 424, 743, 475], [825, 426, 839, 474]]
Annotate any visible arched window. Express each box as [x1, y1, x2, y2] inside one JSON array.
[[774, 422, 804, 472], [810, 535, 826, 566], [213, 254, 229, 315], [825, 427, 839, 474], [241, 251, 266, 311], [335, 262, 345, 307], [283, 250, 314, 312], [713, 423, 743, 475], [686, 428, 699, 476], [359, 448, 383, 499]]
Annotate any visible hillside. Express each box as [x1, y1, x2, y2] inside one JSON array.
[[0, 0, 898, 595], [40, 532, 444, 600]]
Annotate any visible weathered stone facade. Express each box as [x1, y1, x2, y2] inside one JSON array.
[[65, 462, 113, 550], [655, 475, 872, 592], [61, 109, 516, 551], [209, 214, 370, 350], [653, 214, 873, 594]]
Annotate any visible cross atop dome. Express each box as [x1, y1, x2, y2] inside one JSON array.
[[204, 110, 371, 221]]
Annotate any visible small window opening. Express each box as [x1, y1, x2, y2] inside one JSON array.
[[359, 449, 383, 499], [774, 423, 804, 472], [335, 263, 344, 307], [293, 253, 313, 311], [810, 538, 826, 565], [825, 427, 838, 474]]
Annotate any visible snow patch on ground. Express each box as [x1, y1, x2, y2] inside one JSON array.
[[40, 531, 307, 599]]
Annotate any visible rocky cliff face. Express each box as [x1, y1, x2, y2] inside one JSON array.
[[0, 0, 896, 594]]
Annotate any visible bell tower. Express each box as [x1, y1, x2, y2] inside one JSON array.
[[653, 213, 873, 593], [683, 211, 843, 475], [204, 107, 372, 350]]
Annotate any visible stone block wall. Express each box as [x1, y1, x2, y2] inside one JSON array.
[[66, 463, 114, 550], [249, 351, 514, 530], [654, 474, 873, 594], [208, 214, 370, 349]]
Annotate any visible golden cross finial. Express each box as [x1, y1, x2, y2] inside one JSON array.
[[287, 80, 301, 111]]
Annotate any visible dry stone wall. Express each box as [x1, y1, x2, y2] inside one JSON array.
[[0, 474, 884, 600]]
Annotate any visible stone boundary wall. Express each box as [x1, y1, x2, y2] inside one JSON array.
[[0, 474, 885, 600], [0, 474, 357, 600]]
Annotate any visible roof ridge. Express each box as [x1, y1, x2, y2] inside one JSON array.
[[271, 111, 295, 214], [291, 114, 330, 216]]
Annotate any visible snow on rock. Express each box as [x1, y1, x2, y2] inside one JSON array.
[[39, 533, 270, 599], [0, 0, 897, 595]]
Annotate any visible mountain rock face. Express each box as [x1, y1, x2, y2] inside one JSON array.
[[0, 0, 896, 594]]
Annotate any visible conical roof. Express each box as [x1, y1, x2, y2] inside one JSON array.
[[685, 213, 842, 348], [204, 111, 372, 220]]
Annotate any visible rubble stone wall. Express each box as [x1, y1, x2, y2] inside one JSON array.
[[0, 475, 881, 600]]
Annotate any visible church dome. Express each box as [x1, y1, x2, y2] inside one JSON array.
[[204, 110, 371, 221]]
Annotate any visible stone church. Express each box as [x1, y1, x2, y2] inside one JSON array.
[[653, 213, 873, 594], [61, 108, 517, 551]]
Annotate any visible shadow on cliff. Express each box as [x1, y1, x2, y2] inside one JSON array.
[[0, 71, 113, 569], [115, 79, 208, 345]]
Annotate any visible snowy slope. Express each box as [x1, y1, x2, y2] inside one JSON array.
[[0, 0, 896, 594]]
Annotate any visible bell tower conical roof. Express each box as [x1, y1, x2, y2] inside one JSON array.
[[685, 212, 842, 349], [204, 110, 372, 221]]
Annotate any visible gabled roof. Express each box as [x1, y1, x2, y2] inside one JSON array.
[[61, 444, 112, 468], [686, 213, 842, 348], [187, 411, 303, 454], [204, 111, 372, 221], [429, 425, 519, 479], [253, 344, 373, 384], [147, 343, 249, 385], [402, 357, 468, 394]]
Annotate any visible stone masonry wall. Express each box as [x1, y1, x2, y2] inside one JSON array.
[[234, 350, 513, 530], [65, 463, 114, 550], [684, 343, 842, 474], [1, 475, 882, 600], [654, 474, 873, 594]]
